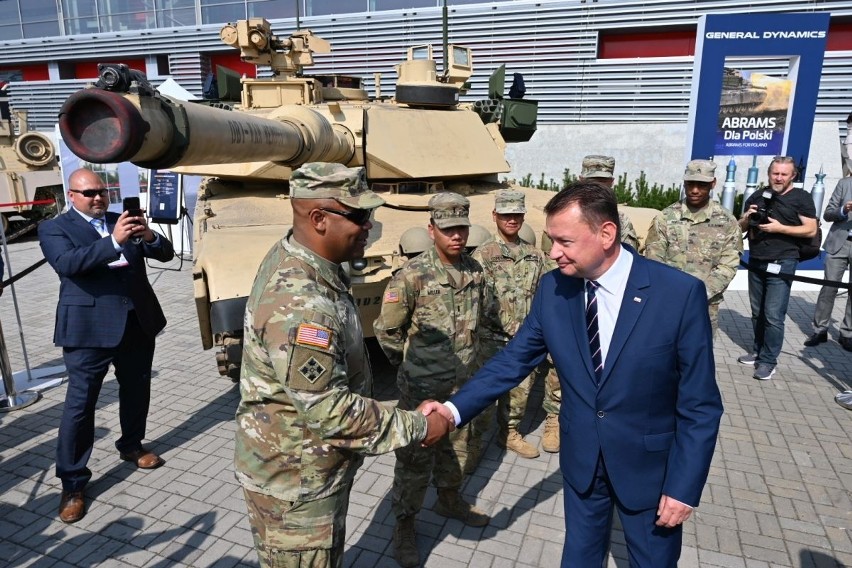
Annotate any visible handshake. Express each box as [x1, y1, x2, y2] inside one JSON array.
[[415, 400, 456, 447]]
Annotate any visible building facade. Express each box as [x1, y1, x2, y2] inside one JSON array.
[[0, 0, 850, 136]]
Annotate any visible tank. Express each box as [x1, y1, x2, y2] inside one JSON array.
[[57, 18, 550, 380], [719, 68, 767, 116], [0, 85, 64, 236]]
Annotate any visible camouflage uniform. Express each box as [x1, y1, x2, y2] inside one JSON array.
[[374, 194, 486, 521], [644, 160, 742, 337], [235, 163, 427, 568], [618, 211, 640, 251], [469, 190, 548, 454]]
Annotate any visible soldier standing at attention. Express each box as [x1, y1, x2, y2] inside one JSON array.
[[468, 189, 548, 465], [374, 192, 490, 568], [644, 160, 742, 338], [579, 154, 640, 250], [235, 163, 452, 568]]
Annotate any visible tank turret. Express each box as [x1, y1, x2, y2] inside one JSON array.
[[0, 85, 63, 235], [57, 18, 547, 380]]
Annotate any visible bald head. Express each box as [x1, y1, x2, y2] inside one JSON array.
[[67, 168, 108, 218]]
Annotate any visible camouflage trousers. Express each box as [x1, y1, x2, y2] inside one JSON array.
[[243, 485, 350, 568], [542, 356, 561, 416], [392, 374, 471, 519], [709, 303, 720, 340]]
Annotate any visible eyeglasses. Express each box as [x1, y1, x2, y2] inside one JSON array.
[[320, 207, 373, 226], [69, 189, 108, 198]]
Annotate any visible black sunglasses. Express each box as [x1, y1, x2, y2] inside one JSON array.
[[69, 189, 108, 198], [320, 207, 372, 226]]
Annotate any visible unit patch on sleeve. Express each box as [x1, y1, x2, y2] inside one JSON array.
[[288, 346, 334, 392], [295, 323, 332, 349]]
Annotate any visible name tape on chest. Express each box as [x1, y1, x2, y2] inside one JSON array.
[[295, 323, 332, 349]]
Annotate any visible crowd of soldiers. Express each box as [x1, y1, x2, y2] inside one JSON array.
[[234, 155, 746, 567]]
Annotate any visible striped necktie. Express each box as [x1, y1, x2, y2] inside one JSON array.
[[586, 280, 603, 383], [90, 218, 106, 235]]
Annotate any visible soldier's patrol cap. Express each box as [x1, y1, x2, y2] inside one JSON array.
[[494, 190, 526, 214], [289, 162, 385, 209], [683, 159, 717, 182], [581, 155, 615, 179], [429, 192, 471, 229]]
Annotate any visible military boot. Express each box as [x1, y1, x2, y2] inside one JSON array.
[[434, 489, 489, 527], [393, 515, 419, 567], [497, 429, 540, 459], [542, 414, 560, 453]]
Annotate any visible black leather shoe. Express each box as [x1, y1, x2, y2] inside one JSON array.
[[840, 337, 852, 352], [804, 331, 828, 347]]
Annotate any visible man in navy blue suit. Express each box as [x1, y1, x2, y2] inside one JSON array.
[[39, 168, 174, 523], [425, 181, 723, 567]]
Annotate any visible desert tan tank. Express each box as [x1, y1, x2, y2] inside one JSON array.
[[0, 86, 64, 236], [56, 18, 657, 381]]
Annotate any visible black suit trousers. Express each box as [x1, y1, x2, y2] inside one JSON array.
[[56, 312, 156, 492]]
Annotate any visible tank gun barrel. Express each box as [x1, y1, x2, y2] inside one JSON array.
[[58, 85, 355, 169]]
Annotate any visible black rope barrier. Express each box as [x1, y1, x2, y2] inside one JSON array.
[[738, 257, 851, 289]]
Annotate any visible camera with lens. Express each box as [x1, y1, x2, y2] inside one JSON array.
[[749, 190, 775, 227]]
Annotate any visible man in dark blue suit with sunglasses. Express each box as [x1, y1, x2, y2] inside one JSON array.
[[424, 181, 723, 567], [39, 168, 174, 524]]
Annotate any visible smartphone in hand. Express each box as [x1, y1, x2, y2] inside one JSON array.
[[122, 197, 144, 223]]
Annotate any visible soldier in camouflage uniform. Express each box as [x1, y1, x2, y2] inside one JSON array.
[[235, 163, 451, 568], [374, 192, 490, 568], [579, 154, 640, 251], [468, 190, 548, 464], [644, 159, 742, 337]]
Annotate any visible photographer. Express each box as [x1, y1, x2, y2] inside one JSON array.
[[737, 156, 817, 380], [39, 168, 174, 523]]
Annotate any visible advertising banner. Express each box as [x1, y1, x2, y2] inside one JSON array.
[[686, 13, 829, 164]]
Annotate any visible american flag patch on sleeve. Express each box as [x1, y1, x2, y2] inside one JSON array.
[[384, 289, 400, 303], [295, 324, 332, 349]]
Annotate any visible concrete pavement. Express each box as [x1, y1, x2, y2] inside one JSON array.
[[0, 234, 850, 567]]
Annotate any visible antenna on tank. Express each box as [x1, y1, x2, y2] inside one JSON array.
[[442, 0, 449, 75]]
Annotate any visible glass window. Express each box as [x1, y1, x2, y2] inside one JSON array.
[[24, 20, 60, 38], [371, 0, 434, 10], [100, 12, 156, 32], [62, 0, 97, 19], [0, 0, 20, 21], [307, 0, 366, 17], [201, 2, 246, 25], [0, 24, 23, 42], [65, 16, 100, 35], [248, 0, 297, 20], [158, 6, 196, 27], [20, 0, 59, 20]]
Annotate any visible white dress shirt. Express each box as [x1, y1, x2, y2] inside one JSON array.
[[588, 245, 633, 367]]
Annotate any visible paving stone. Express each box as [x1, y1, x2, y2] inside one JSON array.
[[2, 238, 851, 567]]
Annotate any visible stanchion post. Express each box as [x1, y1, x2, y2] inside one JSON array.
[[0, 315, 40, 412]]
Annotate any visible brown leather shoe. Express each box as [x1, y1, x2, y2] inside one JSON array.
[[58, 491, 85, 523], [120, 448, 165, 469]]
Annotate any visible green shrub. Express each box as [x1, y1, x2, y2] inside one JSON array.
[[514, 171, 682, 211]]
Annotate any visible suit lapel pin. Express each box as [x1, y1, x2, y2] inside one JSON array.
[[634, 297, 642, 303]]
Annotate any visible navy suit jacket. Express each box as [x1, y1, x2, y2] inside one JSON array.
[[450, 248, 723, 511], [38, 209, 175, 348]]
